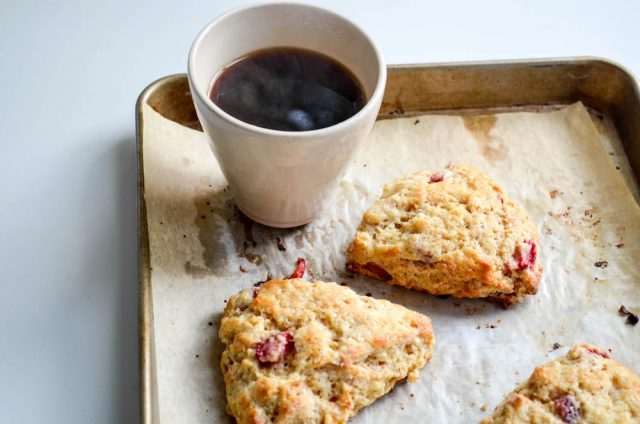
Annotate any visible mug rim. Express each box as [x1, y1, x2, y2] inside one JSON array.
[[187, 1, 386, 138]]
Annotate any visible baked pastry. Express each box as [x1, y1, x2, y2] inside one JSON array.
[[219, 278, 435, 423], [482, 344, 640, 423], [347, 163, 542, 304]]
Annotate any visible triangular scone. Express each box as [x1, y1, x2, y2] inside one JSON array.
[[347, 163, 542, 305], [482, 344, 640, 423], [219, 278, 435, 424]]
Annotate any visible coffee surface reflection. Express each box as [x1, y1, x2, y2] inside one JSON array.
[[209, 47, 366, 131]]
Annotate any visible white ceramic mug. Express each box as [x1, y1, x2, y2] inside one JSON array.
[[188, 2, 386, 228]]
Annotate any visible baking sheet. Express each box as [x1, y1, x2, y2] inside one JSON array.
[[142, 101, 640, 423]]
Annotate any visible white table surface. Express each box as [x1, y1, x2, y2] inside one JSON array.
[[1, 0, 638, 422]]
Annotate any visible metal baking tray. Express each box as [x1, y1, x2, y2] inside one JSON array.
[[136, 57, 640, 423]]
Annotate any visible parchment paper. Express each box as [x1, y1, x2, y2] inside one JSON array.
[[142, 101, 640, 423]]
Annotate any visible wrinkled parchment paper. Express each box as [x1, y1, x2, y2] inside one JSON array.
[[142, 102, 640, 423]]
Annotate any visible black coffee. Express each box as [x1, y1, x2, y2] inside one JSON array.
[[209, 47, 366, 131]]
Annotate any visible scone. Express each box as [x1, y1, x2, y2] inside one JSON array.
[[482, 344, 640, 423], [347, 163, 542, 304], [219, 278, 435, 423]]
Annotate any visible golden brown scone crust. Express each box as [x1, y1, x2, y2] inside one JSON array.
[[219, 279, 435, 424], [347, 163, 542, 304], [482, 344, 640, 423]]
